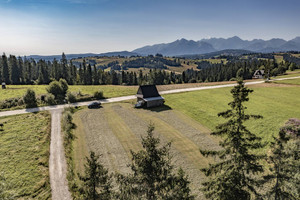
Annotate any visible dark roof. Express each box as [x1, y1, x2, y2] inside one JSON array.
[[137, 85, 160, 98]]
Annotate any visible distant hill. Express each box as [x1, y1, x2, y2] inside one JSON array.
[[177, 49, 253, 59], [26, 51, 139, 61], [133, 38, 216, 56], [133, 36, 300, 56]]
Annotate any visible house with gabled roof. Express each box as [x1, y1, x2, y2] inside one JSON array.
[[252, 70, 265, 79], [136, 85, 164, 108]]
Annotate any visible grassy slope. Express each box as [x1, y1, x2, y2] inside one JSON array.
[[0, 112, 51, 199], [165, 84, 300, 145]]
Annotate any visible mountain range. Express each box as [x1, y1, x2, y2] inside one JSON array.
[[26, 36, 300, 60], [133, 36, 300, 56]]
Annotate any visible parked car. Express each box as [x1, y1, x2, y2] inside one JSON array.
[[88, 101, 101, 109]]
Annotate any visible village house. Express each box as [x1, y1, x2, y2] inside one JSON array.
[[252, 70, 265, 79], [135, 85, 164, 108]]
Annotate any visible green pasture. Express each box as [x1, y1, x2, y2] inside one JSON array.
[[0, 112, 51, 199], [164, 85, 300, 146], [0, 85, 138, 101]]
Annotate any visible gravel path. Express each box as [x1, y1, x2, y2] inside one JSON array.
[[49, 109, 72, 200]]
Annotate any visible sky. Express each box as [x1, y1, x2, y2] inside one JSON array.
[[0, 0, 299, 55]]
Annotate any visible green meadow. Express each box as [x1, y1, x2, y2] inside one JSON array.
[[164, 84, 300, 146], [0, 112, 51, 199]]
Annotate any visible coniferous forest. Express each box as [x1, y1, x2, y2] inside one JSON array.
[[1, 52, 299, 86]]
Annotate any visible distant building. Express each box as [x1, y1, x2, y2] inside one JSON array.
[[136, 85, 164, 108], [2, 82, 6, 89], [252, 70, 265, 79]]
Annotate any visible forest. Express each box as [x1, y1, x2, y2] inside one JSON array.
[[0, 53, 299, 86]]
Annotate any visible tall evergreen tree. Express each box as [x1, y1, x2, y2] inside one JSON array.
[[9, 55, 20, 84], [61, 53, 69, 82], [116, 124, 194, 200], [263, 118, 300, 200], [79, 151, 112, 200], [200, 79, 265, 200], [1, 54, 10, 84]]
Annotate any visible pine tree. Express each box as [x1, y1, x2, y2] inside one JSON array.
[[79, 151, 112, 200], [1, 54, 10, 84], [92, 65, 99, 85], [61, 53, 69, 83], [200, 79, 265, 200], [117, 124, 194, 200], [9, 55, 20, 84], [263, 118, 300, 200]]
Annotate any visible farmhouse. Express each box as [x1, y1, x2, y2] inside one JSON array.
[[252, 70, 265, 79], [136, 85, 164, 108]]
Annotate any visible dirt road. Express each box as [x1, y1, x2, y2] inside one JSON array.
[[49, 109, 72, 200]]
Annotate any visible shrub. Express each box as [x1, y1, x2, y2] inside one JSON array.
[[45, 94, 56, 105], [93, 90, 104, 100], [46, 79, 69, 103], [67, 92, 77, 103], [23, 89, 37, 108]]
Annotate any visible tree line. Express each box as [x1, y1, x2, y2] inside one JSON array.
[[1, 53, 299, 87]]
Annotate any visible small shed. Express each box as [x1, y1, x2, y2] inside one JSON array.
[[252, 70, 265, 79], [2, 82, 6, 89], [136, 85, 164, 108]]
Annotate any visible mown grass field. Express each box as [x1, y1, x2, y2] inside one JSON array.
[[71, 82, 300, 198], [0, 112, 51, 199]]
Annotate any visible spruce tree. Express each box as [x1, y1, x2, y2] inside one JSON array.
[[9, 55, 20, 84], [263, 118, 300, 200], [1, 54, 10, 84], [200, 79, 265, 200], [79, 151, 112, 200], [118, 124, 194, 200]]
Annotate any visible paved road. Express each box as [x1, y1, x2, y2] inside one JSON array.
[[1, 76, 299, 118], [49, 109, 72, 200]]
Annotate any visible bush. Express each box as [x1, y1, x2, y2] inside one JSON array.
[[46, 79, 68, 103], [93, 90, 104, 100], [45, 94, 56, 105], [67, 92, 77, 103], [23, 89, 37, 108]]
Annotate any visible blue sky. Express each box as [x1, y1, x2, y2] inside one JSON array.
[[0, 0, 299, 55]]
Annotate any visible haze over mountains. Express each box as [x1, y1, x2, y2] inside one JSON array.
[[27, 36, 300, 60], [133, 36, 300, 56]]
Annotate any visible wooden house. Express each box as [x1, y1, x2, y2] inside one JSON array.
[[2, 82, 6, 89], [252, 70, 265, 79], [136, 85, 164, 108]]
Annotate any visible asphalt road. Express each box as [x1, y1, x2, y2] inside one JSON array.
[[1, 76, 299, 118]]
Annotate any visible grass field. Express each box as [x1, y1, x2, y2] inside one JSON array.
[[70, 82, 300, 198], [72, 103, 218, 199], [165, 84, 300, 144], [0, 85, 138, 101], [0, 81, 241, 102], [0, 112, 51, 199], [274, 78, 300, 85]]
